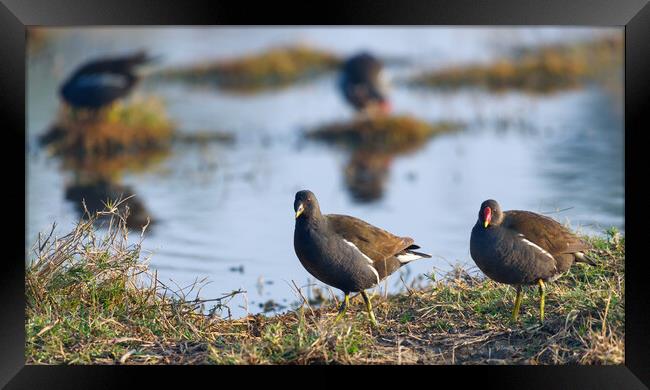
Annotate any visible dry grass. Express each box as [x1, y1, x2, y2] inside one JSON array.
[[155, 45, 341, 92], [411, 35, 622, 94], [26, 202, 624, 365], [306, 115, 461, 154], [41, 96, 175, 158], [63, 183, 153, 230], [26, 200, 239, 364]]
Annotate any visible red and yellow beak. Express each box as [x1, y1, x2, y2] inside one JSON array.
[[483, 207, 492, 228]]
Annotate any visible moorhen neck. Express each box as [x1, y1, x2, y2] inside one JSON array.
[[470, 199, 594, 322]]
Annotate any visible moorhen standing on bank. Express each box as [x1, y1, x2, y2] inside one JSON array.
[[59, 50, 156, 110], [470, 199, 594, 322], [339, 52, 391, 116], [293, 190, 431, 327]]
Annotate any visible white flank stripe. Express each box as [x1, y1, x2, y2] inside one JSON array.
[[342, 239, 381, 285], [342, 239, 374, 264], [520, 237, 554, 260], [396, 252, 425, 263], [367, 264, 381, 285]]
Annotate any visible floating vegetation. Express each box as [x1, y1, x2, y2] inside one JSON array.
[[410, 35, 622, 94], [155, 45, 341, 92], [307, 115, 461, 154], [41, 96, 175, 157]]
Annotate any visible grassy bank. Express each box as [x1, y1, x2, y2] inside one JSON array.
[[410, 35, 622, 94], [26, 204, 624, 364]]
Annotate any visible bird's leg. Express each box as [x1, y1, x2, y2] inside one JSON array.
[[334, 293, 350, 323], [360, 290, 379, 328], [538, 279, 546, 322], [511, 285, 523, 321]]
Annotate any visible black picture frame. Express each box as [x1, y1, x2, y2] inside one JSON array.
[[3, 0, 648, 388]]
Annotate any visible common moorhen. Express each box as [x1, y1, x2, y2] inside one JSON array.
[[339, 52, 390, 115], [293, 190, 431, 326], [470, 199, 594, 321], [60, 50, 156, 110]]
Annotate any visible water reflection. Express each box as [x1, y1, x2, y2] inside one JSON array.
[[64, 179, 151, 229], [306, 115, 461, 202], [344, 151, 392, 202]]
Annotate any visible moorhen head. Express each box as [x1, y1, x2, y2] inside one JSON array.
[[293, 190, 431, 327], [470, 199, 594, 322]]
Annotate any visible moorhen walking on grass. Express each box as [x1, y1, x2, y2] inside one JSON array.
[[293, 190, 431, 327], [339, 52, 391, 116], [60, 50, 156, 110], [470, 199, 594, 322]]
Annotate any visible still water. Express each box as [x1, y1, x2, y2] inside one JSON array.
[[26, 27, 624, 317]]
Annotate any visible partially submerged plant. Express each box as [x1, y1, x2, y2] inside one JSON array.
[[41, 96, 175, 158], [156, 45, 341, 92], [307, 115, 461, 154], [410, 35, 622, 94]]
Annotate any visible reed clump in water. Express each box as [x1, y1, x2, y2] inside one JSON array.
[[156, 45, 341, 92], [307, 115, 461, 154], [41, 96, 175, 158], [26, 199, 624, 364], [411, 35, 622, 94]]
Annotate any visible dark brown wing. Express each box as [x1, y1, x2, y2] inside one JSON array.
[[503, 210, 591, 257], [326, 214, 413, 263]]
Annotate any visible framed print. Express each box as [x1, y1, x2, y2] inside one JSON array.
[[2, 0, 649, 388]]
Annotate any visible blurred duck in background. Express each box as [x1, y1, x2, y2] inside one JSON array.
[[339, 52, 391, 117], [59, 50, 158, 110]]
